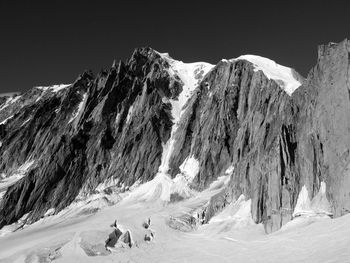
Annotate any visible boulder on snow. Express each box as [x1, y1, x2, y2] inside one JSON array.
[[105, 219, 133, 250], [105, 227, 123, 248], [142, 217, 151, 229], [144, 231, 154, 242], [119, 230, 133, 248], [110, 219, 118, 228]]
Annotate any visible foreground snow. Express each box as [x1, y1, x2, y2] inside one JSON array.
[[0, 176, 349, 262]]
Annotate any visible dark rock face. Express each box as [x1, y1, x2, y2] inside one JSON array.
[[0, 40, 350, 234]]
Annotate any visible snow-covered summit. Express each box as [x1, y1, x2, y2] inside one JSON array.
[[231, 55, 302, 96], [157, 51, 302, 96]]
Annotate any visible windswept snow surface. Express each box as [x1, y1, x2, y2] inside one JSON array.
[[232, 55, 302, 95]]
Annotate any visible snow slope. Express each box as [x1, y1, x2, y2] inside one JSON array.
[[232, 55, 302, 95], [1, 178, 350, 262]]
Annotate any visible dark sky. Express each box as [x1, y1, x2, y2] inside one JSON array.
[[0, 1, 349, 93]]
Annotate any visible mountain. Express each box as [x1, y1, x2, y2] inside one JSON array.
[[0, 39, 349, 243]]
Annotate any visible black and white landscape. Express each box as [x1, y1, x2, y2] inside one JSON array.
[[0, 39, 349, 262], [1, 1, 350, 262]]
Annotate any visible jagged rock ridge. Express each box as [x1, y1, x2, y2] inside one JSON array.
[[0, 39, 349, 234]]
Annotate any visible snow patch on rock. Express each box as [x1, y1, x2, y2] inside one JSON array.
[[0, 115, 14, 125], [179, 156, 200, 181], [21, 118, 31, 127], [126, 105, 134, 123], [95, 177, 120, 193], [224, 165, 234, 175], [0, 95, 21, 111], [115, 112, 121, 124], [44, 208, 56, 217], [69, 93, 87, 124], [36, 84, 71, 93], [0, 160, 35, 202]]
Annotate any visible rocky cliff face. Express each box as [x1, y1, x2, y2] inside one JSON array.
[[0, 40, 349, 233], [170, 58, 300, 233], [200, 39, 350, 233], [294, 40, 350, 218], [0, 48, 179, 227]]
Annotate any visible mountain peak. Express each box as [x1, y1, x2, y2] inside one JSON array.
[[231, 55, 303, 96]]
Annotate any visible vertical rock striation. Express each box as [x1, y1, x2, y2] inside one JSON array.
[[0, 40, 349, 233]]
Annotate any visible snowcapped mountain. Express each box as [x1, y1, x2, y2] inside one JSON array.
[[0, 39, 350, 262], [232, 55, 304, 95]]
